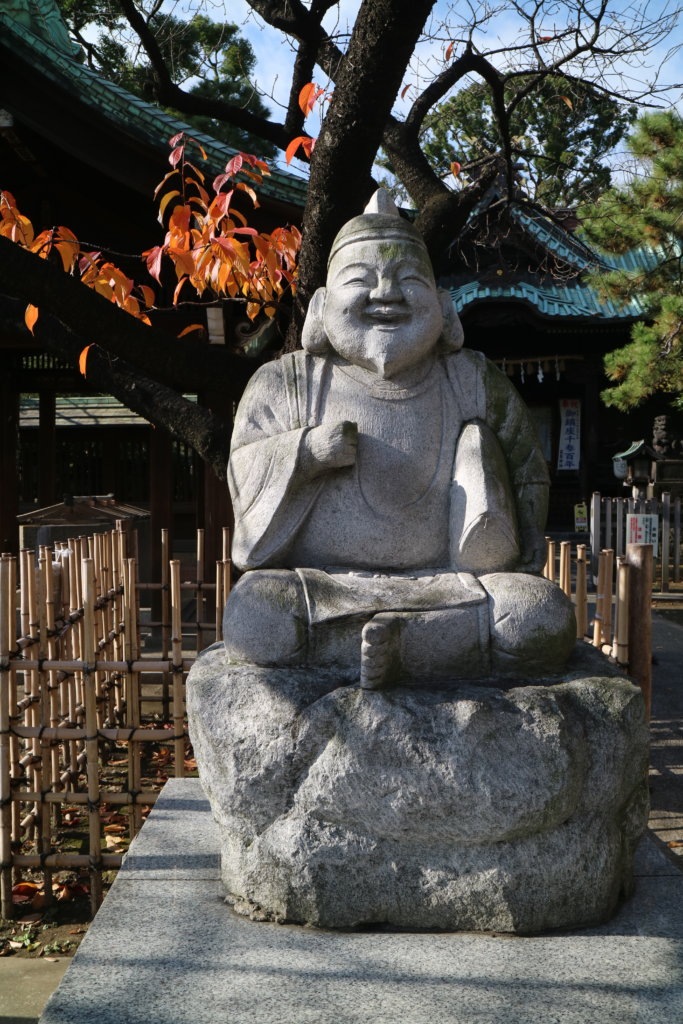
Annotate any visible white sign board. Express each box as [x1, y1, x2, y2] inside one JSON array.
[[557, 399, 581, 471], [626, 514, 659, 556]]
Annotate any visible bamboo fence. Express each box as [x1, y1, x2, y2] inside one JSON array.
[[1, 524, 232, 921], [1, 527, 652, 923]]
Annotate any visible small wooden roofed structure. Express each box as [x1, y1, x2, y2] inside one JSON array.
[[439, 193, 667, 527], [0, 0, 307, 557]]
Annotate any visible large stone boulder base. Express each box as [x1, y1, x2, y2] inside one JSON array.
[[187, 643, 648, 934]]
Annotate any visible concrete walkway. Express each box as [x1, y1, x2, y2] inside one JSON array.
[[2, 612, 682, 1023]]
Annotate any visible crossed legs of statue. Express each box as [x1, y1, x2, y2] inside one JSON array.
[[223, 568, 576, 685]]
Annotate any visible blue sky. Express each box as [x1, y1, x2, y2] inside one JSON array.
[[215, 0, 683, 174]]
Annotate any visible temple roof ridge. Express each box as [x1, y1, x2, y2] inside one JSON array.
[[0, 0, 79, 55], [0, 0, 308, 207]]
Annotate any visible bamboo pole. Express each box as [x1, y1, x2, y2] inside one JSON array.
[[124, 558, 142, 836], [544, 538, 556, 583], [81, 558, 103, 914], [161, 528, 170, 722], [601, 549, 614, 646], [559, 541, 572, 597], [575, 544, 588, 639], [1, 556, 13, 919], [626, 543, 653, 719], [11, 789, 158, 806], [613, 559, 630, 667], [592, 551, 606, 648], [7, 555, 20, 878], [12, 852, 122, 869], [36, 551, 53, 908], [170, 560, 185, 778], [196, 529, 205, 653], [215, 560, 223, 642]]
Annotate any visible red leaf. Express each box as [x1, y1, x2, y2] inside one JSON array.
[[168, 132, 184, 147], [445, 41, 455, 60], [169, 146, 183, 168], [78, 344, 93, 378], [450, 161, 462, 177], [143, 245, 165, 283], [208, 191, 234, 220], [401, 83, 411, 100], [224, 155, 243, 178]]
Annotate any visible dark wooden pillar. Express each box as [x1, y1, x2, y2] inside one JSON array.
[[38, 390, 56, 507], [197, 389, 233, 572], [0, 371, 19, 554], [149, 425, 173, 591]]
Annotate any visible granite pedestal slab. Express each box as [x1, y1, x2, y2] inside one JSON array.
[[186, 641, 649, 933], [39, 779, 683, 1024]]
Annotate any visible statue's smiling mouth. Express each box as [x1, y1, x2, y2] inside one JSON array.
[[365, 306, 411, 326]]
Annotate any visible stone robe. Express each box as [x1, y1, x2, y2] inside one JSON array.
[[229, 346, 550, 580]]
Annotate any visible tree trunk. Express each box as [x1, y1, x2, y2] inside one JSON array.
[[287, 0, 437, 347]]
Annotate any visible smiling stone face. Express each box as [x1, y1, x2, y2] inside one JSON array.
[[323, 239, 444, 379]]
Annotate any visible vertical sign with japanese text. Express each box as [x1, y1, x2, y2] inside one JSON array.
[[626, 514, 659, 556], [557, 399, 581, 471]]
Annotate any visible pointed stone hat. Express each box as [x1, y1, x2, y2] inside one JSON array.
[[327, 189, 430, 269]]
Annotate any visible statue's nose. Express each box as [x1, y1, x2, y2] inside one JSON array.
[[369, 274, 403, 302]]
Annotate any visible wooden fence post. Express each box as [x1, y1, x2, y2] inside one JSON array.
[[590, 491, 601, 581], [626, 543, 653, 719], [661, 492, 671, 593], [575, 544, 588, 638]]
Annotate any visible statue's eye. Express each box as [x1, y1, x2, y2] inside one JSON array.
[[398, 268, 429, 285], [343, 275, 373, 287]]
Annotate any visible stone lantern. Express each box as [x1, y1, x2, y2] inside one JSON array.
[[612, 441, 660, 500]]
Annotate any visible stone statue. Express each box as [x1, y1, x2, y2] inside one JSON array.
[[652, 414, 681, 458], [1, 0, 81, 56], [223, 191, 575, 686], [187, 193, 648, 934]]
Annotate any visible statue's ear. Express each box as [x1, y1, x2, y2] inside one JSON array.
[[438, 288, 464, 352], [302, 287, 331, 353]]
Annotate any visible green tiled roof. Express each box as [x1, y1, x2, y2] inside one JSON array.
[[449, 199, 658, 322], [449, 277, 647, 321], [0, 1, 308, 208], [19, 393, 194, 428]]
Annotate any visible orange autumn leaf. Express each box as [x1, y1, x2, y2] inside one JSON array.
[[285, 136, 315, 164], [298, 82, 325, 117], [24, 303, 39, 333], [78, 344, 93, 377], [178, 323, 204, 337]]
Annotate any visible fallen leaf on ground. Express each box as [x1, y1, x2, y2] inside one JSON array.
[[17, 913, 43, 924], [13, 882, 40, 897]]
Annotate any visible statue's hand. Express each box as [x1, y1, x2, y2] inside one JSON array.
[[301, 421, 358, 476]]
